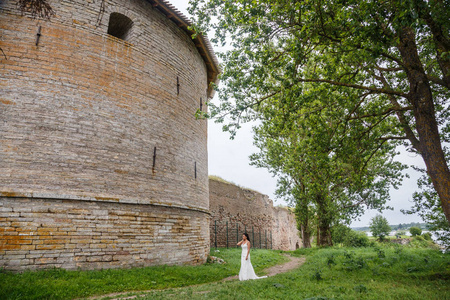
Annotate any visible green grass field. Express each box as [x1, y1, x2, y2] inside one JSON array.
[[1, 243, 448, 300], [140, 245, 450, 300], [0, 248, 286, 300]]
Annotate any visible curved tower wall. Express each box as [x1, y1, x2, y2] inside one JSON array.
[[0, 0, 211, 271]]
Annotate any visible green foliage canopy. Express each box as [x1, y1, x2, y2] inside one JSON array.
[[248, 80, 405, 245], [190, 0, 450, 223]]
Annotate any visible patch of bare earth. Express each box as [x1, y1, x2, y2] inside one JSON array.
[[222, 254, 305, 281], [87, 254, 305, 300]]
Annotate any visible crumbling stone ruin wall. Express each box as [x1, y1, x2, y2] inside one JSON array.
[[209, 179, 301, 251], [0, 0, 219, 271]]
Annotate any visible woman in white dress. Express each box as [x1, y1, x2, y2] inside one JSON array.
[[237, 233, 268, 281]]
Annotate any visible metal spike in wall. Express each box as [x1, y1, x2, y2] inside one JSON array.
[[35, 26, 42, 46], [194, 161, 197, 179], [199, 97, 203, 111], [177, 76, 180, 95], [152, 146, 157, 174]]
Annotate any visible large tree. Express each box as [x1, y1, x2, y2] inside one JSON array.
[[190, 0, 450, 223], [250, 83, 405, 246], [370, 214, 392, 241]]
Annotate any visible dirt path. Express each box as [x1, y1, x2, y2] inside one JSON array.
[[87, 254, 305, 300], [222, 254, 305, 281]]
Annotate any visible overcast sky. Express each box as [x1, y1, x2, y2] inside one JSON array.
[[169, 0, 425, 227]]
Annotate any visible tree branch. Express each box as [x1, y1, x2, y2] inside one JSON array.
[[361, 139, 387, 173], [296, 78, 408, 97], [413, 0, 450, 88], [359, 113, 392, 141], [349, 106, 412, 120], [342, 197, 367, 210], [376, 68, 422, 151], [426, 74, 448, 88], [375, 66, 403, 72], [379, 136, 409, 140]]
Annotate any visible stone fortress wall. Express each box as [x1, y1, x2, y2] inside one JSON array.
[[0, 0, 218, 271], [209, 178, 301, 251]]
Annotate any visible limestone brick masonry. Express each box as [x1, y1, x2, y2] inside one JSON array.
[[209, 178, 301, 251], [0, 0, 219, 271], [0, 197, 209, 271]]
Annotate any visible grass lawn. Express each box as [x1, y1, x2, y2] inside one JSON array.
[[1, 244, 448, 300], [131, 245, 449, 300], [0, 248, 287, 300]]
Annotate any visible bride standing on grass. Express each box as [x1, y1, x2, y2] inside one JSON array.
[[237, 233, 268, 281]]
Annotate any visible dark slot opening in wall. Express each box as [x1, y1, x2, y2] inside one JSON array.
[[107, 13, 133, 41]]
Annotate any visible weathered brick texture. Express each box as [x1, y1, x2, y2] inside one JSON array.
[[0, 197, 209, 271], [209, 179, 301, 251], [0, 0, 214, 270]]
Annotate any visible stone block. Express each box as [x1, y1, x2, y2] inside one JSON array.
[[36, 244, 65, 250]]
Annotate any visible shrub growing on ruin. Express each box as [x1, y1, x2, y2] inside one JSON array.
[[17, 0, 55, 19], [410, 227, 422, 237]]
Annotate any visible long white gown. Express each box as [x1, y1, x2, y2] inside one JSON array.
[[239, 242, 268, 281]]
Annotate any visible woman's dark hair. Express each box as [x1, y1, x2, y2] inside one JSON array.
[[243, 232, 250, 242]]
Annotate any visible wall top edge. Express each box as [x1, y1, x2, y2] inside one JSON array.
[[0, 190, 211, 215]]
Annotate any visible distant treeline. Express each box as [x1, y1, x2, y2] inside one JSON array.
[[352, 222, 429, 232]]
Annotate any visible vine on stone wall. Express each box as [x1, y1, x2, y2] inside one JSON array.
[[0, 47, 6, 60], [17, 0, 55, 19], [95, 0, 106, 28]]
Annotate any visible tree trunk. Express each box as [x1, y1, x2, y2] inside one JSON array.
[[316, 194, 333, 247], [295, 194, 312, 248], [397, 27, 450, 225], [301, 224, 312, 248], [317, 221, 332, 247]]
